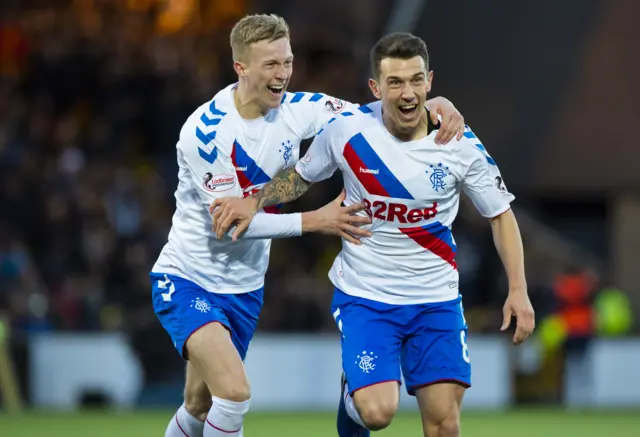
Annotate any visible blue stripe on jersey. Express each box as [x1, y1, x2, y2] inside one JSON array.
[[328, 117, 337, 124], [422, 221, 457, 253], [209, 100, 227, 117], [233, 141, 271, 185], [200, 113, 222, 126], [198, 145, 219, 164], [358, 105, 373, 114], [309, 93, 323, 102], [348, 133, 414, 199], [196, 99, 228, 164], [196, 127, 216, 144], [341, 112, 354, 116], [290, 92, 305, 103], [464, 126, 496, 165]]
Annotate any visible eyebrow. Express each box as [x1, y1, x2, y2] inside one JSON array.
[[263, 56, 294, 65], [386, 72, 425, 81]]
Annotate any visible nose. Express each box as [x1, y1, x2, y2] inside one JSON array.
[[275, 65, 288, 81], [400, 83, 416, 102]]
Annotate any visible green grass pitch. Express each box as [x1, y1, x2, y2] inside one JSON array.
[[1, 409, 639, 436]]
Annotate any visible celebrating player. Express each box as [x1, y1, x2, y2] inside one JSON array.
[[212, 32, 535, 437], [151, 14, 466, 437]]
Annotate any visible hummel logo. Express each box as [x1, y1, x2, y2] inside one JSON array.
[[359, 167, 379, 175], [235, 166, 248, 172]]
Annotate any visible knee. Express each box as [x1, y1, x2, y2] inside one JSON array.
[[222, 382, 251, 403], [357, 399, 397, 431], [184, 388, 212, 420], [427, 414, 460, 437]]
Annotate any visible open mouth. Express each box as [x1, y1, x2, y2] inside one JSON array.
[[398, 104, 418, 116], [267, 84, 285, 96]]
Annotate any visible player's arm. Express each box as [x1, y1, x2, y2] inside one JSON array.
[[461, 130, 535, 345], [212, 121, 371, 242], [179, 129, 304, 241], [424, 96, 466, 144], [296, 92, 465, 144]]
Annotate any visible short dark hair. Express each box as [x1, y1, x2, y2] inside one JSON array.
[[370, 32, 429, 79]]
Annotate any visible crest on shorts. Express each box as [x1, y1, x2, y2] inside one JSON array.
[[355, 350, 378, 373], [190, 297, 211, 314]]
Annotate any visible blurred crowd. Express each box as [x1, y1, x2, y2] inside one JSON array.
[[0, 1, 623, 387]]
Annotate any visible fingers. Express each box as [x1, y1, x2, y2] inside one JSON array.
[[217, 213, 238, 239], [456, 119, 465, 141], [231, 220, 251, 242], [339, 230, 362, 245], [349, 215, 372, 225], [340, 224, 371, 238], [512, 309, 535, 345], [434, 116, 448, 145], [343, 202, 367, 214], [334, 189, 347, 204], [501, 307, 512, 332], [213, 207, 230, 233], [429, 109, 440, 126], [209, 198, 223, 215], [440, 115, 456, 144]]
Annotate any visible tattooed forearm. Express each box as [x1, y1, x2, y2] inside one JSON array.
[[252, 167, 312, 210]]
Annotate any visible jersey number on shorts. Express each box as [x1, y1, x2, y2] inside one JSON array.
[[158, 275, 176, 302], [460, 330, 470, 363], [333, 308, 344, 333]]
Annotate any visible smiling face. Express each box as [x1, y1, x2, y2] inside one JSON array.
[[236, 37, 293, 111], [369, 56, 433, 134], [230, 14, 292, 115], [368, 33, 432, 140]]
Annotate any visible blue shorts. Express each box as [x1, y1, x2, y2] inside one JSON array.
[[331, 288, 471, 396], [151, 273, 263, 360]]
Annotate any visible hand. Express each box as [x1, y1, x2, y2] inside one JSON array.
[[209, 196, 258, 241], [426, 97, 465, 145], [304, 190, 372, 244], [501, 289, 535, 345]]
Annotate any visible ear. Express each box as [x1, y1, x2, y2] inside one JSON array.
[[426, 70, 434, 93], [368, 78, 381, 100], [233, 61, 247, 78]]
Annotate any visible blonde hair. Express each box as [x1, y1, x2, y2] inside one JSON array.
[[230, 14, 290, 62]]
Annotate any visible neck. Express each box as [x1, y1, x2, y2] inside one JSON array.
[[382, 108, 429, 142], [234, 82, 267, 119]]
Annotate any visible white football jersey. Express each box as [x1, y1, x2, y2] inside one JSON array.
[[152, 83, 359, 294], [295, 101, 515, 305]]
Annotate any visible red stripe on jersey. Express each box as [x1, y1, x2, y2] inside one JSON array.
[[231, 143, 252, 190], [400, 226, 457, 269], [343, 141, 390, 197], [263, 205, 282, 214]]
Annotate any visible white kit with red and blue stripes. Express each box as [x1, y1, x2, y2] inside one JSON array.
[[152, 83, 360, 294], [296, 101, 515, 305]]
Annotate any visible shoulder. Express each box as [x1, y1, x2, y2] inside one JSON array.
[[317, 101, 379, 138], [451, 124, 496, 166], [280, 91, 345, 111], [179, 86, 236, 154]]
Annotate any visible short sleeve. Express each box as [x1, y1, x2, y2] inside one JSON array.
[[461, 127, 515, 218], [295, 120, 341, 183], [177, 118, 243, 208], [283, 92, 361, 139]]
